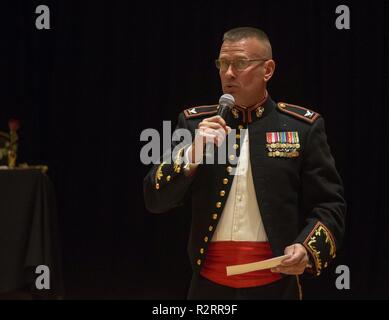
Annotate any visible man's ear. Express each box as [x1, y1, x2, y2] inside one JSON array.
[[264, 59, 275, 82]]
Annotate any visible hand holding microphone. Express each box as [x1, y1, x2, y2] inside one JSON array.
[[190, 94, 235, 163]]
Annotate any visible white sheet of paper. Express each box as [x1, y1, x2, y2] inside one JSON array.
[[226, 255, 290, 276]]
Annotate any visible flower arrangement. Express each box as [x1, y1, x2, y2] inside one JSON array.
[[0, 119, 20, 168]]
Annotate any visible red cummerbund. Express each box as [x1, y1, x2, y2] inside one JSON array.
[[200, 241, 282, 288]]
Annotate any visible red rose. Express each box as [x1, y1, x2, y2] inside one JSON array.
[[8, 119, 20, 132]]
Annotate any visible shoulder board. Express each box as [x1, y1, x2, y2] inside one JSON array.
[[183, 105, 218, 119], [277, 102, 320, 124]]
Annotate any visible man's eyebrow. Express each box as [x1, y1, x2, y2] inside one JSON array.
[[219, 53, 249, 58]]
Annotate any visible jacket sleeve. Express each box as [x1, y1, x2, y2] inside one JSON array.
[[294, 117, 346, 276], [143, 112, 196, 213]]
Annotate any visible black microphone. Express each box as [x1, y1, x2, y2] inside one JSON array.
[[217, 94, 235, 119], [204, 94, 235, 161]]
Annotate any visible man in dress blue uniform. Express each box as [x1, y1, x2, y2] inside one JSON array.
[[143, 27, 346, 299]]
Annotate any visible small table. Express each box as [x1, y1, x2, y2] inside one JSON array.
[[0, 168, 63, 298]]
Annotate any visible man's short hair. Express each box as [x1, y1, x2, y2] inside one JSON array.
[[223, 27, 272, 58]]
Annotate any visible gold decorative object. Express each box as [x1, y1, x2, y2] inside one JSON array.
[[0, 119, 20, 168], [0, 120, 49, 174], [8, 150, 17, 168]]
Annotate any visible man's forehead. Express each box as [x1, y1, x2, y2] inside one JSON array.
[[219, 38, 263, 57]]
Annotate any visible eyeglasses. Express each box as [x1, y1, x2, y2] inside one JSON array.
[[215, 58, 269, 72]]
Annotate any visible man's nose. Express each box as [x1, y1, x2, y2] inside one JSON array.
[[225, 64, 236, 79]]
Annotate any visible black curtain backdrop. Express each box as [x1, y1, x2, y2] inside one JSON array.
[[2, 0, 388, 299]]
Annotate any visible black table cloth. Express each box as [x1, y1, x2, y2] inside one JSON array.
[[0, 168, 63, 298]]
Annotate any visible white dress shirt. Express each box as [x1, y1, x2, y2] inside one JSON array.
[[185, 129, 268, 242], [212, 129, 268, 242]]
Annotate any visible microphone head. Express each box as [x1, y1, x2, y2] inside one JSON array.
[[219, 94, 235, 107]]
